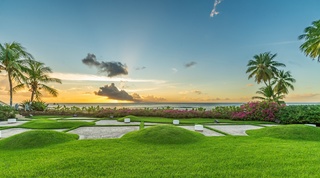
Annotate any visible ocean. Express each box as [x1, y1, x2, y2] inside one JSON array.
[[48, 102, 320, 110]]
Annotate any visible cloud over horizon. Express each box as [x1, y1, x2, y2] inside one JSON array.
[[82, 53, 128, 77], [95, 83, 136, 101]]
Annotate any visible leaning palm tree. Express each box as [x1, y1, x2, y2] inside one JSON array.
[[14, 60, 62, 102], [0, 42, 33, 106], [252, 85, 285, 104], [246, 52, 285, 86], [298, 20, 320, 62], [272, 70, 296, 96]]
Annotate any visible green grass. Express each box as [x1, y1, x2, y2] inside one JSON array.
[[247, 124, 320, 141], [19, 119, 95, 129], [1, 125, 320, 177], [0, 130, 78, 150], [1, 117, 320, 177], [30, 115, 66, 119], [118, 115, 273, 125], [123, 125, 204, 144]]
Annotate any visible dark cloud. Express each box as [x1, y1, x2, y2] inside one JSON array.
[[185, 61, 197, 68], [82, 53, 128, 77], [194, 90, 202, 95], [95, 83, 135, 101], [135, 66, 146, 70]]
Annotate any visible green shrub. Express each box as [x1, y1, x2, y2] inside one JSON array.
[[21, 100, 48, 111], [232, 101, 283, 122], [277, 105, 320, 124], [0, 105, 16, 121]]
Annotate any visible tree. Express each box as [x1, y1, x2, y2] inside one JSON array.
[[246, 52, 285, 86], [0, 42, 33, 106], [252, 85, 285, 104], [272, 70, 296, 96], [14, 60, 62, 102], [298, 20, 320, 61]]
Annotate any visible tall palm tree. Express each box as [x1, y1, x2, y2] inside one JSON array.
[[14, 60, 62, 102], [252, 85, 285, 104], [0, 42, 33, 106], [246, 52, 285, 86], [272, 70, 296, 96], [298, 20, 320, 61]]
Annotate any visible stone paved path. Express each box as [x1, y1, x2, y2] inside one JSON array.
[[68, 126, 139, 139], [206, 125, 263, 136]]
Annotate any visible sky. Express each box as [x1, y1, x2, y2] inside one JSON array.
[[0, 0, 320, 104]]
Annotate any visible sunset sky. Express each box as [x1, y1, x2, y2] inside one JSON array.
[[0, 0, 319, 104]]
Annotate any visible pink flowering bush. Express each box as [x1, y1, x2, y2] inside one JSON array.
[[231, 101, 284, 122]]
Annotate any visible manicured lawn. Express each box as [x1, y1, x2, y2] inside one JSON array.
[[0, 125, 320, 177], [19, 119, 95, 129], [118, 115, 272, 125]]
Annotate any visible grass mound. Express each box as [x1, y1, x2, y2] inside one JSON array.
[[0, 130, 78, 150], [20, 119, 94, 129], [247, 125, 320, 141], [122, 125, 204, 144]]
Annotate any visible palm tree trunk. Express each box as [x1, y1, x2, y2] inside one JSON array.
[[30, 90, 35, 102], [8, 71, 13, 106]]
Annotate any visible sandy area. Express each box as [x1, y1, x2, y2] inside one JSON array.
[[68, 126, 139, 139]]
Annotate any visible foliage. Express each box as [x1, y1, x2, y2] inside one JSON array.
[[246, 52, 285, 85], [0, 130, 78, 150], [0, 42, 33, 106], [276, 105, 320, 124], [252, 85, 285, 104], [1, 125, 320, 177], [0, 105, 16, 121], [299, 19, 320, 61], [246, 52, 295, 104], [122, 125, 204, 144], [20, 100, 48, 111], [232, 101, 284, 122], [13, 60, 62, 102]]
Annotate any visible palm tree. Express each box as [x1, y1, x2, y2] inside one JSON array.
[[246, 52, 285, 86], [252, 85, 285, 104], [272, 70, 296, 96], [14, 60, 62, 102], [298, 20, 320, 62], [0, 42, 33, 106]]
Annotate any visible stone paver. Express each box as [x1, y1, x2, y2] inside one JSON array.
[[0, 121, 28, 127], [68, 126, 139, 139], [0, 128, 67, 139], [179, 126, 224, 136], [0, 128, 31, 138], [207, 125, 263, 136], [95, 120, 140, 125]]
